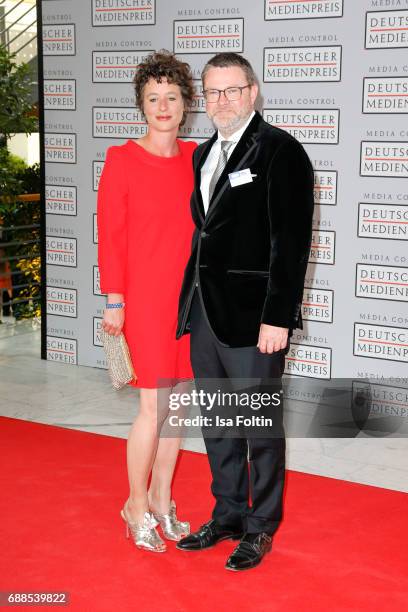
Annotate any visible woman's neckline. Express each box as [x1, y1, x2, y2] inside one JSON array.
[[127, 138, 183, 160]]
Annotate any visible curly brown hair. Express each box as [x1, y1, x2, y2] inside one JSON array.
[[133, 50, 194, 127]]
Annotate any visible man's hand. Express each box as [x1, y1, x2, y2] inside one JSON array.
[[257, 323, 288, 354]]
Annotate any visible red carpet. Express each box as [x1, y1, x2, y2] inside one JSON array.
[[0, 416, 407, 611]]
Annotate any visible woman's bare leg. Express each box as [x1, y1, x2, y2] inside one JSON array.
[[148, 381, 192, 514], [125, 388, 160, 524], [148, 437, 182, 515]]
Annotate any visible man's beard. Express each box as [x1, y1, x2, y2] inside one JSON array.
[[210, 107, 252, 135]]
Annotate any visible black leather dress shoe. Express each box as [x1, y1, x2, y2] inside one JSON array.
[[176, 519, 243, 551], [225, 532, 272, 571]]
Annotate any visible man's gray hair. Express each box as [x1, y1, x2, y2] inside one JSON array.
[[201, 53, 257, 87]]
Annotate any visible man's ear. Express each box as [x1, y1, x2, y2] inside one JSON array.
[[250, 83, 259, 105]]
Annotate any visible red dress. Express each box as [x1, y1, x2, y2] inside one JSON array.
[[97, 139, 196, 388]]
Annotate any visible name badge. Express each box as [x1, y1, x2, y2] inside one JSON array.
[[228, 168, 253, 187]]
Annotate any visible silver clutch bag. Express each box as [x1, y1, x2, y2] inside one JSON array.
[[100, 329, 137, 389]]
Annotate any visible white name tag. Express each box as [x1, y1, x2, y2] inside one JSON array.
[[228, 168, 253, 187]]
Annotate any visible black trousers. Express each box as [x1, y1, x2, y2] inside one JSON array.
[[189, 292, 287, 536]]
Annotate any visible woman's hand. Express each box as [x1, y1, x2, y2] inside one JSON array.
[[102, 293, 125, 336]]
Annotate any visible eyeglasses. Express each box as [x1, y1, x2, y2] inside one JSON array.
[[202, 85, 251, 103]]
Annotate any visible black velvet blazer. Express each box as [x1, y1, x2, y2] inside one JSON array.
[[176, 111, 314, 348]]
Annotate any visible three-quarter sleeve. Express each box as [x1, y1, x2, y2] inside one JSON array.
[[97, 146, 128, 294]]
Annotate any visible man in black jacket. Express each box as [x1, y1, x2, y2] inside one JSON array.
[[176, 53, 314, 571]]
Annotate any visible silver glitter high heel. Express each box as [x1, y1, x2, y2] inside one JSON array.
[[151, 500, 190, 541], [120, 503, 166, 553]]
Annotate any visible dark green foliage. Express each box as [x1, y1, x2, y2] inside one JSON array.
[[0, 45, 40, 319], [0, 44, 38, 148]]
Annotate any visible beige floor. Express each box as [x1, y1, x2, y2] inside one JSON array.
[[0, 319, 407, 493]]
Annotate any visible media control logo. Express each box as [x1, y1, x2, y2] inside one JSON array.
[[264, 46, 341, 82], [356, 264, 408, 303], [47, 336, 77, 364], [174, 19, 244, 54], [93, 107, 147, 138], [47, 286, 78, 318], [46, 236, 77, 267], [92, 0, 155, 26], [352, 381, 408, 420], [363, 77, 408, 114], [365, 10, 408, 49], [178, 115, 215, 140], [93, 318, 103, 347], [93, 161, 105, 191], [93, 265, 102, 296], [360, 142, 408, 178], [92, 50, 153, 83], [42, 24, 75, 55], [309, 230, 335, 265], [354, 323, 408, 363], [314, 170, 337, 205], [45, 133, 76, 164], [44, 79, 76, 110], [263, 109, 339, 144], [265, 0, 343, 20], [46, 185, 77, 216], [302, 287, 334, 322], [358, 203, 408, 241], [285, 343, 332, 379]]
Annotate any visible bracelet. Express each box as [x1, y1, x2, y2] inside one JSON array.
[[105, 302, 125, 309]]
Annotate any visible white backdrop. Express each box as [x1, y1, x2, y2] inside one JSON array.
[[41, 0, 408, 394]]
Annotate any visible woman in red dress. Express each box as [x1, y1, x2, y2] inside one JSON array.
[[97, 51, 196, 553]]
